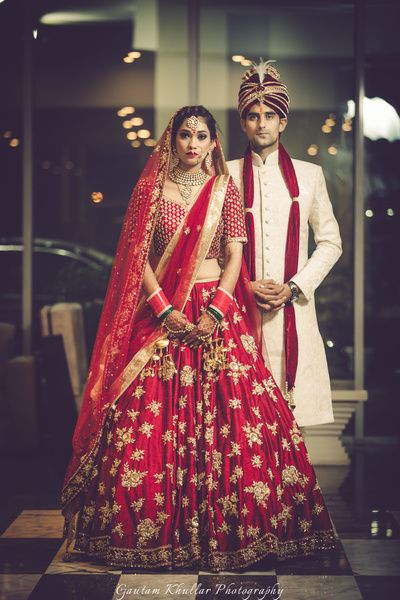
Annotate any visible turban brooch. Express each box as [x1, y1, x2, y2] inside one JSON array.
[[238, 59, 290, 119]]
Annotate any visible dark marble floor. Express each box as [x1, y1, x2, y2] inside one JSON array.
[[0, 441, 399, 599]]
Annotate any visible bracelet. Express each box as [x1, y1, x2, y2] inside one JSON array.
[[160, 306, 174, 321], [147, 287, 172, 319], [163, 320, 195, 336], [207, 306, 223, 323], [208, 286, 233, 320]]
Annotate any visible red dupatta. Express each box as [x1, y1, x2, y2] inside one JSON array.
[[242, 142, 300, 402]]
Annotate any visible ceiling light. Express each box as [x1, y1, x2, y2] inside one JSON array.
[[128, 51, 141, 59], [232, 55, 245, 63], [307, 144, 318, 156], [137, 129, 151, 139], [122, 120, 133, 129], [123, 56, 134, 63], [321, 124, 332, 134], [131, 117, 144, 126], [144, 139, 157, 147], [127, 131, 138, 140], [328, 145, 338, 155], [131, 140, 141, 148]]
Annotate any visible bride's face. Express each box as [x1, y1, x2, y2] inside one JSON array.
[[174, 116, 215, 170]]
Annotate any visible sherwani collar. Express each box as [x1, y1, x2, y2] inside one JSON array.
[[251, 148, 279, 168]]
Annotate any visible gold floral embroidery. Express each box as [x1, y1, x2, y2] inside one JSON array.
[[176, 467, 188, 487], [205, 426, 215, 445], [217, 492, 239, 517], [137, 518, 161, 546], [112, 522, 124, 538], [131, 448, 145, 461], [267, 421, 278, 436], [138, 421, 154, 438], [251, 455, 263, 468], [115, 426, 135, 451], [237, 524, 245, 540], [154, 492, 165, 506], [263, 376, 278, 402], [121, 464, 148, 489], [181, 496, 190, 508], [146, 400, 162, 416], [217, 521, 231, 534], [242, 422, 263, 447], [299, 518, 312, 533], [312, 504, 325, 515], [180, 365, 196, 386], [229, 465, 244, 483], [154, 471, 165, 484], [244, 480, 271, 507], [277, 503, 292, 528], [109, 458, 121, 477], [98, 481, 105, 495], [233, 312, 243, 324], [281, 438, 291, 451], [220, 424, 230, 438], [241, 504, 250, 517], [227, 441, 241, 457], [252, 406, 262, 420], [240, 333, 258, 360], [294, 492, 307, 504], [81, 501, 96, 528], [133, 386, 145, 399], [127, 409, 140, 421], [252, 381, 264, 396], [131, 498, 144, 511], [178, 395, 188, 408], [227, 358, 251, 385], [98, 501, 113, 529], [212, 449, 223, 476], [229, 397, 242, 409], [247, 525, 261, 539]]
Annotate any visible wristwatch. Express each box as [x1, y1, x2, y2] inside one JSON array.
[[287, 280, 300, 303]]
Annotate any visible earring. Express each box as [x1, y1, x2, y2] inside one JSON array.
[[205, 151, 212, 172], [170, 148, 179, 171]]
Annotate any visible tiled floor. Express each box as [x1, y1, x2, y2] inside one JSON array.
[[0, 444, 399, 599]]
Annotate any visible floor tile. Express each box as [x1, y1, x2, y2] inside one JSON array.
[[0, 539, 63, 574], [46, 539, 122, 575], [0, 574, 41, 600], [341, 540, 400, 576], [277, 575, 362, 600], [275, 543, 352, 576], [355, 575, 400, 599], [196, 575, 281, 600], [2, 510, 64, 539], [28, 574, 120, 600], [115, 574, 198, 600]]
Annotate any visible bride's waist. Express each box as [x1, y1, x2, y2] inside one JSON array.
[[195, 258, 222, 282]]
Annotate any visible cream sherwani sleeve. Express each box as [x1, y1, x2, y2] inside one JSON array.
[[290, 166, 342, 301]]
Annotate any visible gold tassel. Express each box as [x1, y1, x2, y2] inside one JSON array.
[[203, 338, 228, 372], [284, 382, 296, 410], [152, 339, 177, 381]]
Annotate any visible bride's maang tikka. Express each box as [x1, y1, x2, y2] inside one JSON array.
[[186, 115, 200, 132]]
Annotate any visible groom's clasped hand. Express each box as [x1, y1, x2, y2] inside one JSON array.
[[251, 278, 292, 311]]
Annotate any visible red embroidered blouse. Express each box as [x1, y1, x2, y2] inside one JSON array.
[[153, 177, 247, 258]]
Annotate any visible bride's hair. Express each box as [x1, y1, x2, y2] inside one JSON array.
[[172, 105, 217, 141]]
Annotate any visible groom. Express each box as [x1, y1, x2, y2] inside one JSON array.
[[227, 60, 342, 428]]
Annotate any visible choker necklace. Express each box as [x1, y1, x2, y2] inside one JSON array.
[[170, 165, 208, 204]]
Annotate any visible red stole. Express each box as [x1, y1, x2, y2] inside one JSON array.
[[243, 143, 300, 397]]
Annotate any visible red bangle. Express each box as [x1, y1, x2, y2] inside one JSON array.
[[147, 288, 172, 318], [209, 286, 233, 319]]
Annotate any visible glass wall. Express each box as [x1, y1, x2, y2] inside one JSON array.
[[364, 1, 400, 435]]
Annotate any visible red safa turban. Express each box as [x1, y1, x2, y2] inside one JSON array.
[[238, 59, 290, 119]]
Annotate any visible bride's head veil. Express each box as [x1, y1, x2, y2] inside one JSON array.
[[62, 106, 228, 502]]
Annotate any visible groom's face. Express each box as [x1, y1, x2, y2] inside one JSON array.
[[240, 102, 287, 152]]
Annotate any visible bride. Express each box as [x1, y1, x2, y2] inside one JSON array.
[[61, 105, 337, 572]]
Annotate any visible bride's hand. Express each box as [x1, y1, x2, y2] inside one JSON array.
[[182, 312, 216, 349], [163, 310, 194, 338]]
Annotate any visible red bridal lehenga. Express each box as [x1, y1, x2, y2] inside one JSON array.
[[61, 114, 337, 573]]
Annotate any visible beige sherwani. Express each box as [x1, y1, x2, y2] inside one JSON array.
[[227, 150, 342, 426]]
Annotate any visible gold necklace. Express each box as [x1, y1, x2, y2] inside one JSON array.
[[170, 165, 207, 204]]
